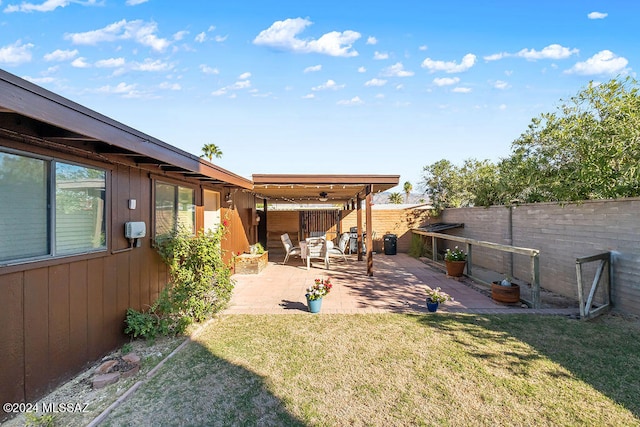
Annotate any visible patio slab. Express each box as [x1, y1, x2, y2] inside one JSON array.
[[225, 252, 579, 316]]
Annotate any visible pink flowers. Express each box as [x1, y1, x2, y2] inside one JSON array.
[[306, 278, 333, 301]]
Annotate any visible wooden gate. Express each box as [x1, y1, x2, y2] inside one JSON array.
[[300, 210, 340, 241]]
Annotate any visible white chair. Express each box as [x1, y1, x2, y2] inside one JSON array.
[[328, 232, 349, 262], [281, 233, 301, 265], [305, 237, 329, 270]]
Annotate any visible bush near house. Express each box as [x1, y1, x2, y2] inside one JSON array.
[[125, 225, 234, 341]]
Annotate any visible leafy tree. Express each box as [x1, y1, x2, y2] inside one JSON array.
[[201, 143, 223, 161], [403, 181, 413, 203], [503, 76, 640, 202], [388, 192, 403, 204]]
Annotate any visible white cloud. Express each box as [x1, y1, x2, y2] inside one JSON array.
[[395, 84, 403, 90], [43, 48, 78, 62], [126, 0, 148, 5], [311, 79, 345, 91], [564, 50, 629, 76], [364, 78, 387, 87], [516, 44, 578, 60], [95, 57, 125, 68], [211, 79, 252, 97], [159, 81, 181, 90], [231, 80, 251, 89], [200, 64, 219, 75], [211, 88, 227, 96], [71, 57, 90, 68], [366, 36, 377, 45], [208, 25, 216, 32], [588, 11, 608, 19], [337, 96, 364, 105], [381, 62, 414, 77], [483, 52, 507, 61], [499, 104, 507, 110], [373, 51, 388, 60], [0, 40, 33, 66], [419, 45, 428, 51], [492, 80, 510, 90], [357, 66, 366, 73], [195, 32, 207, 43], [253, 17, 360, 57], [452, 87, 471, 93], [302, 93, 315, 99], [97, 82, 139, 97], [238, 72, 251, 80], [214, 35, 228, 42], [4, 0, 98, 13], [433, 77, 460, 86], [422, 53, 476, 73], [304, 64, 322, 73], [131, 58, 173, 72], [65, 19, 170, 52], [173, 30, 189, 41]]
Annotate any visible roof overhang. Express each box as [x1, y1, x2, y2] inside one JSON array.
[[252, 174, 400, 205], [0, 69, 252, 190]]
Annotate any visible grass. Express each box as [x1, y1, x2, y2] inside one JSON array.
[[102, 313, 640, 426]]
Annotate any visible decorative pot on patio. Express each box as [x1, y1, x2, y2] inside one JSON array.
[[491, 281, 521, 304], [307, 296, 322, 313], [445, 260, 466, 277], [426, 298, 439, 312]]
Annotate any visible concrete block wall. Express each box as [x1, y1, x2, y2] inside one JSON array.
[[441, 198, 640, 316]]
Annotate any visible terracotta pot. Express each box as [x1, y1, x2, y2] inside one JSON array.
[[491, 281, 521, 303], [445, 260, 466, 277]]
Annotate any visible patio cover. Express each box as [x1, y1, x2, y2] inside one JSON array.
[[252, 174, 400, 276]]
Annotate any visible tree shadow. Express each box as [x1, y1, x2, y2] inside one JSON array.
[[101, 341, 306, 426], [415, 313, 640, 418]]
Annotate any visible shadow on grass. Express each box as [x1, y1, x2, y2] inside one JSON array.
[[102, 340, 305, 427], [416, 313, 640, 418]]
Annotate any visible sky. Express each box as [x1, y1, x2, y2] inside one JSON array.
[[0, 1, 636, 194]]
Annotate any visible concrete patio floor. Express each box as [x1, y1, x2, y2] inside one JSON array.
[[225, 252, 579, 316]]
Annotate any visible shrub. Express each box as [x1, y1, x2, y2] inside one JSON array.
[[125, 223, 234, 340]]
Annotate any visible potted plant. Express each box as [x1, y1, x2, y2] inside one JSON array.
[[491, 276, 520, 303], [305, 278, 333, 313], [425, 287, 454, 312], [444, 246, 467, 277]]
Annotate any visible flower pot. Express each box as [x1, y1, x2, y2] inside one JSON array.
[[307, 296, 323, 313], [491, 281, 521, 304], [426, 298, 439, 312], [445, 260, 466, 277]]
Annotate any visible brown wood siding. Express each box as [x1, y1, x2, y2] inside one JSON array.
[[265, 211, 300, 250], [0, 140, 253, 418]]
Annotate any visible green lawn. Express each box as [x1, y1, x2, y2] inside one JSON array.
[[103, 313, 640, 426]]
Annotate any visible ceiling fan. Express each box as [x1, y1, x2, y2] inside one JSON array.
[[318, 191, 329, 202]]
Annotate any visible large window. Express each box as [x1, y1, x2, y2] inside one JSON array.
[[0, 150, 106, 263], [155, 181, 195, 238]]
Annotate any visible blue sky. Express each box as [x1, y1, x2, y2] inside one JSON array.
[[0, 1, 634, 193]]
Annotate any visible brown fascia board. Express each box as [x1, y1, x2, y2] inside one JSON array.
[[0, 69, 252, 190], [252, 174, 400, 192]]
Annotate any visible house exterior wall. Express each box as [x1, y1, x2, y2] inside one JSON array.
[[0, 138, 253, 415], [440, 198, 640, 316]]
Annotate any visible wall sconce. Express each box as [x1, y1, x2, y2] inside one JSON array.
[[318, 191, 328, 202]]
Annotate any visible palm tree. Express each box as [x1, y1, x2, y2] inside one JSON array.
[[388, 192, 403, 204], [403, 181, 413, 203], [201, 143, 223, 162]]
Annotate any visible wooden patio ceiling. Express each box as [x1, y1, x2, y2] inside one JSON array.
[[252, 174, 400, 205]]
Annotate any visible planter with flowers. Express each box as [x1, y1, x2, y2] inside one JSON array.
[[444, 246, 467, 277], [425, 287, 454, 312], [305, 278, 332, 313]]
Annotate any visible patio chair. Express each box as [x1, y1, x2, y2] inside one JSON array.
[[305, 237, 329, 270], [328, 232, 349, 262], [281, 233, 302, 265]]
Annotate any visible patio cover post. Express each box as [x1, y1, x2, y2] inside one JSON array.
[[357, 193, 363, 262], [366, 185, 373, 276]]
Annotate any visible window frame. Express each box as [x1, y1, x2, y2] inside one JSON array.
[[0, 147, 108, 266], [153, 178, 196, 239]]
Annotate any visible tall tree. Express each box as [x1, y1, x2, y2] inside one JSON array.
[[388, 192, 403, 204], [503, 76, 640, 203], [403, 181, 413, 203], [201, 143, 223, 162]]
